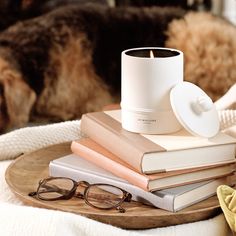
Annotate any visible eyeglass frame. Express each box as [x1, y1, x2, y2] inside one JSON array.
[[29, 176, 132, 213]]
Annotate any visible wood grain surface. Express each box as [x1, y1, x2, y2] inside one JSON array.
[[5, 142, 222, 229]]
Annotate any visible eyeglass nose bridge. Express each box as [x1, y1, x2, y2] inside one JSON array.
[[77, 181, 90, 187], [73, 181, 90, 199]]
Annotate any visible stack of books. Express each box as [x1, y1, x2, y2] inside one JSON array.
[[49, 109, 236, 212]]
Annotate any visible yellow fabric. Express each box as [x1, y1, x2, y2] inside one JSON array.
[[217, 185, 236, 232]]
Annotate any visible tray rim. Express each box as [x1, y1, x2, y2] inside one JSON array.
[[4, 142, 222, 229]]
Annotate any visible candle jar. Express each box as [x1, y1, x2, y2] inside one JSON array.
[[121, 47, 183, 134]]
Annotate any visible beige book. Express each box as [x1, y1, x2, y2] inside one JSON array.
[[81, 110, 236, 174]]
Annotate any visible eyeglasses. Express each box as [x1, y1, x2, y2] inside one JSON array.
[[28, 177, 132, 213]]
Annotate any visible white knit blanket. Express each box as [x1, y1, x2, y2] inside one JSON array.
[[2, 57, 236, 236], [0, 120, 82, 160], [0, 120, 232, 236]]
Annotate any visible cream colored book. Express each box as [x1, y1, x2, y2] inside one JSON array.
[[81, 110, 236, 174]]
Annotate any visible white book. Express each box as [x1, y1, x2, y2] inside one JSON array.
[[49, 154, 229, 212]]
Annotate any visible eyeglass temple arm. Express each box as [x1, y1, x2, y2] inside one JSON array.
[[115, 193, 132, 213], [116, 193, 132, 213], [116, 206, 126, 213], [29, 183, 71, 197], [124, 193, 132, 202]]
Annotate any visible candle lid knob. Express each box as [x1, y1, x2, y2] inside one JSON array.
[[194, 96, 213, 113]]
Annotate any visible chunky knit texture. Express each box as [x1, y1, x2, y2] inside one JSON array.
[[0, 120, 83, 160]]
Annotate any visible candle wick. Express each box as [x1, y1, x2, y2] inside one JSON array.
[[150, 50, 154, 58]]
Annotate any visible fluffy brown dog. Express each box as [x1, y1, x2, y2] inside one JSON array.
[[0, 5, 235, 133], [0, 5, 185, 132]]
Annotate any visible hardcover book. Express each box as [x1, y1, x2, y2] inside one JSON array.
[[71, 138, 236, 191], [80, 110, 236, 174], [49, 154, 230, 212]]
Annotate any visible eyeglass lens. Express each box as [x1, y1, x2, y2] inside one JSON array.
[[37, 178, 126, 210], [38, 178, 74, 199], [85, 184, 124, 209]]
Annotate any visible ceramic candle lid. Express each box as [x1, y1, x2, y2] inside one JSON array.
[[170, 82, 220, 138]]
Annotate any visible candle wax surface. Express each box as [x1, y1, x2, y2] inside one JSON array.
[[125, 48, 180, 58]]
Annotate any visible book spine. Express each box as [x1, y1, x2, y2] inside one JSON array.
[[49, 162, 175, 212], [71, 140, 150, 191], [81, 113, 143, 172]]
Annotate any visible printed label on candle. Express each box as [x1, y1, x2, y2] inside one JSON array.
[[122, 107, 181, 134], [138, 118, 157, 124]]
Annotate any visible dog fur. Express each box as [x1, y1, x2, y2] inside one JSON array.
[[165, 12, 236, 101], [0, 5, 185, 132], [0, 5, 235, 133]]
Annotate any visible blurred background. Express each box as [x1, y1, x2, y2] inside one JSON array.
[[1, 0, 236, 32], [113, 0, 236, 24]]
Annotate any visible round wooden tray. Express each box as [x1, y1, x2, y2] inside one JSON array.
[[5, 142, 222, 229]]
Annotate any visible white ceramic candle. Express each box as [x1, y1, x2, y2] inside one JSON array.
[[121, 47, 183, 134]]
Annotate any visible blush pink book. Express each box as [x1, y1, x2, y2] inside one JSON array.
[[71, 138, 235, 191]]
